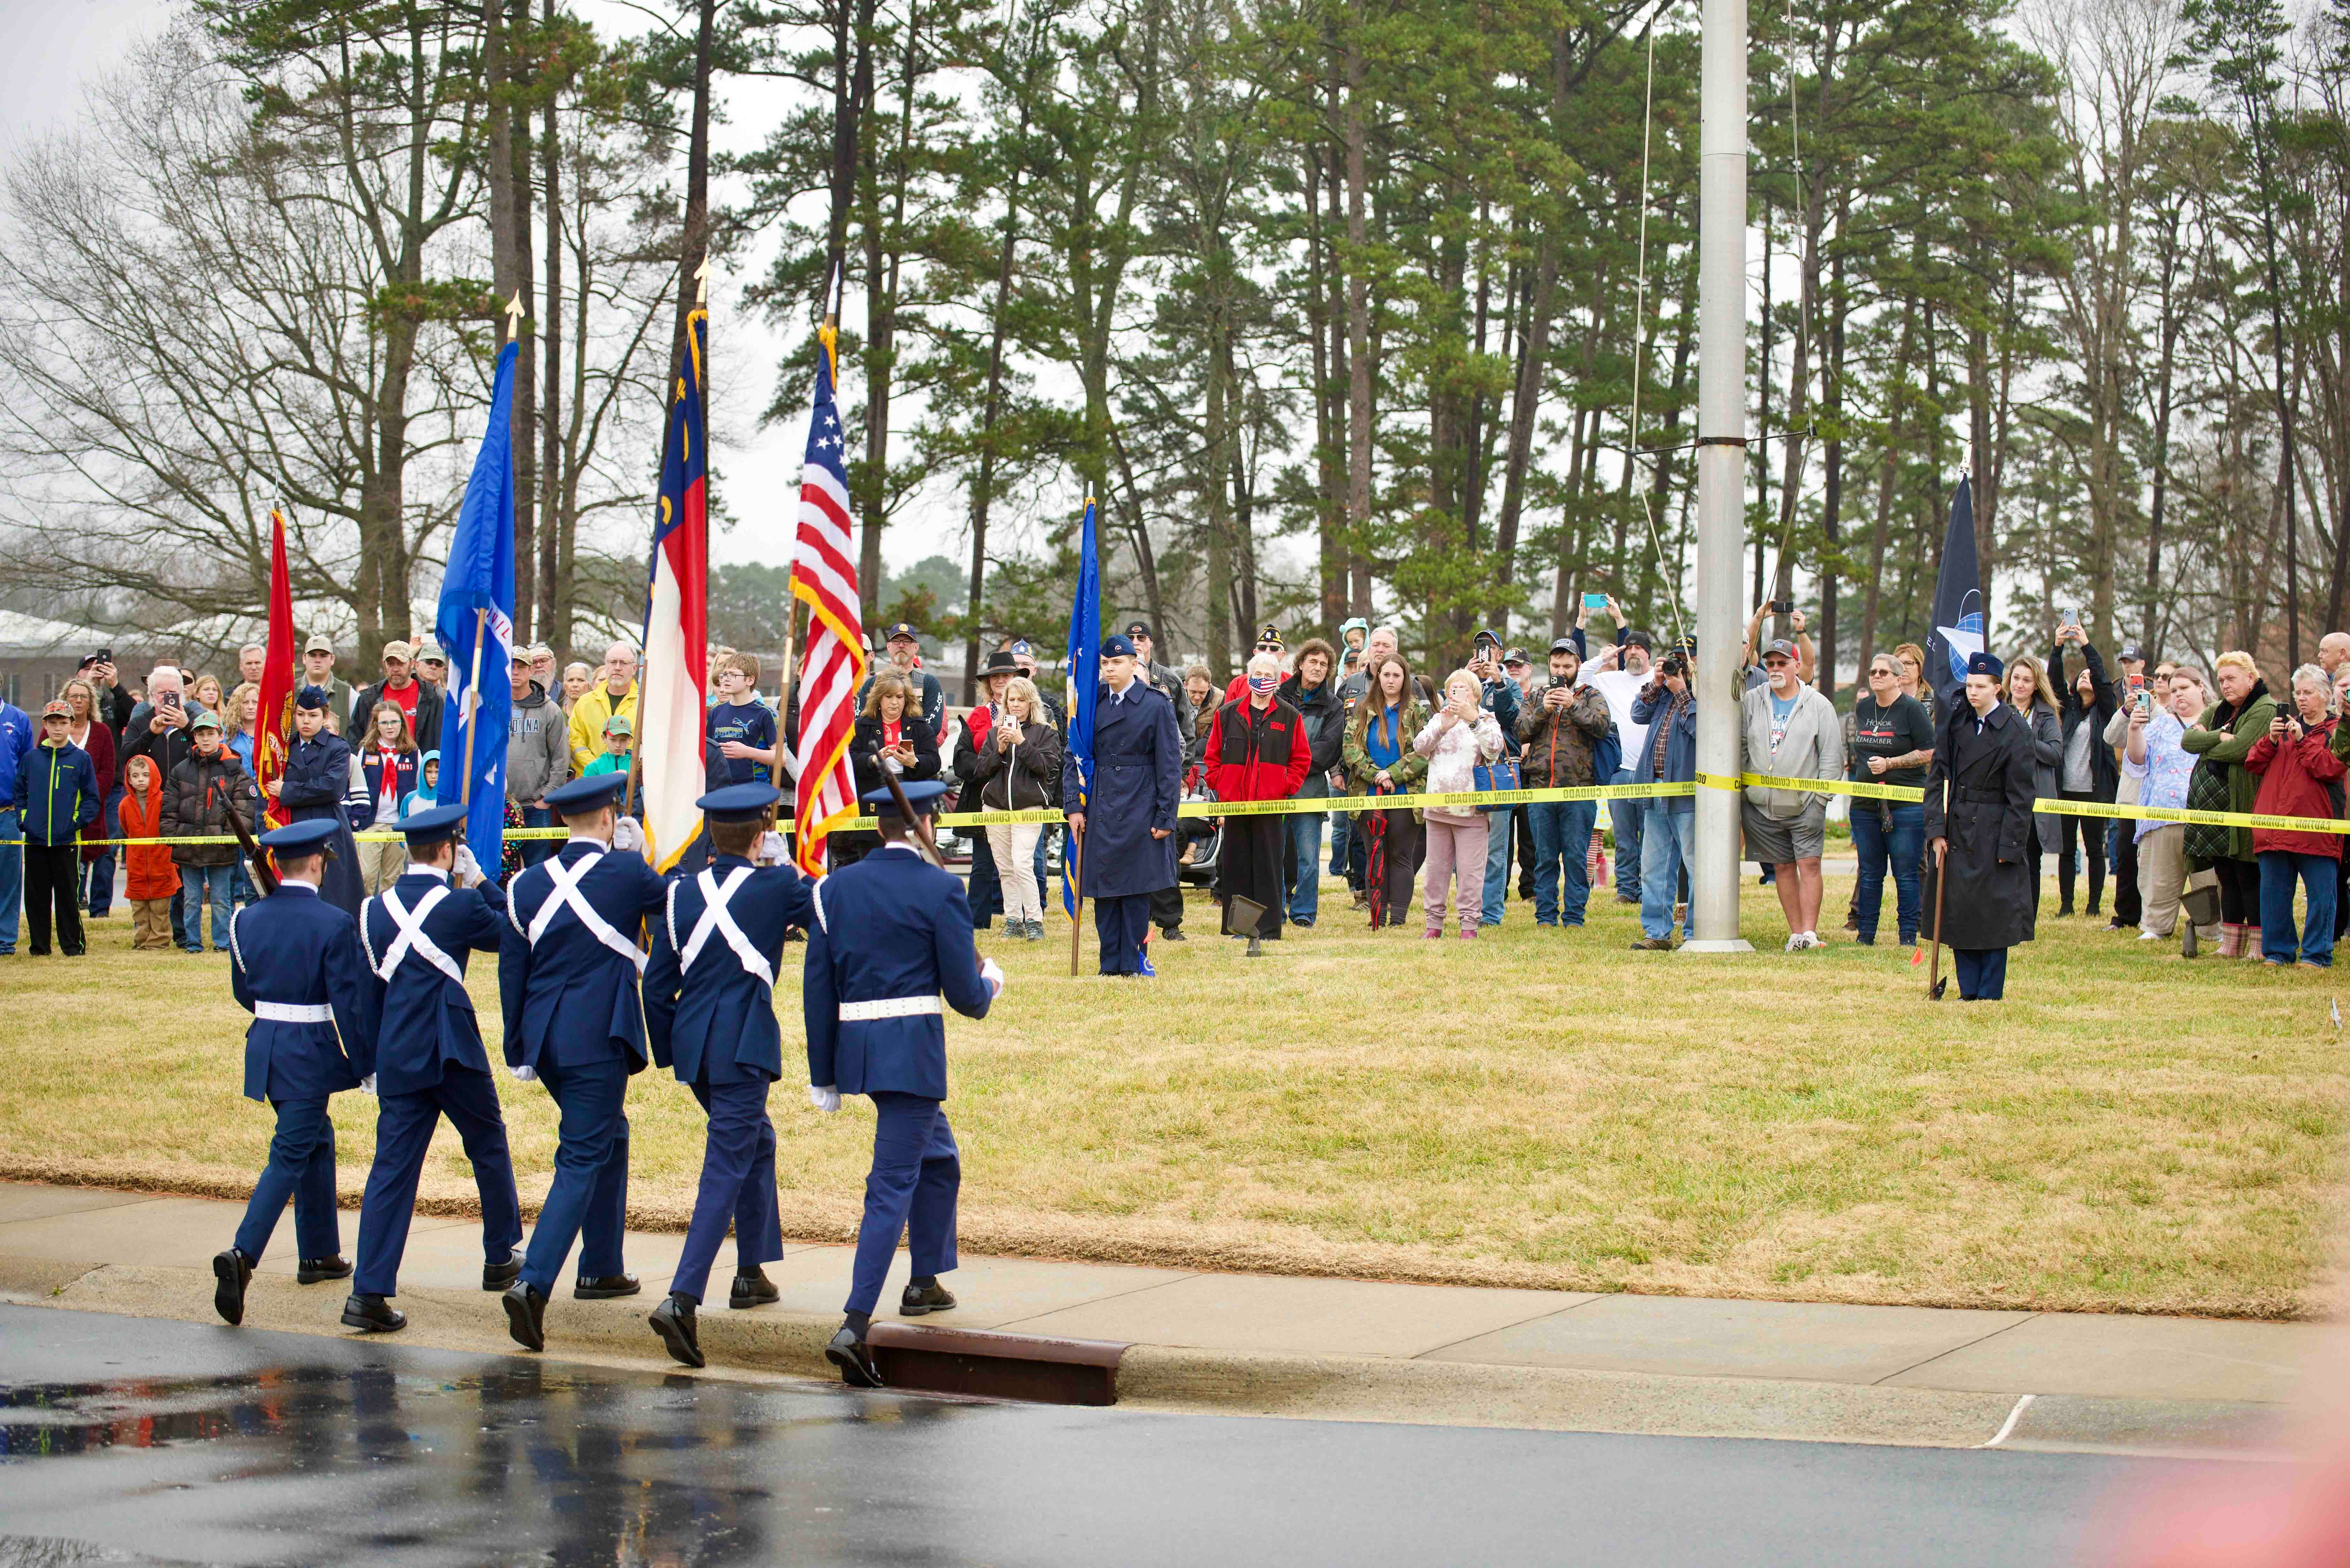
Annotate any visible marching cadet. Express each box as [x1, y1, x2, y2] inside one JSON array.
[[1922, 651, 2040, 1000], [641, 783, 815, 1368], [341, 803, 525, 1333], [805, 780, 1004, 1387], [496, 773, 666, 1351], [211, 818, 379, 1327]]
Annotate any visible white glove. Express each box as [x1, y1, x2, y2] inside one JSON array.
[[980, 957, 1005, 1000], [452, 845, 482, 885], [360, 1074, 377, 1096], [756, 830, 791, 866], [808, 1083, 841, 1114], [510, 1063, 539, 1083], [611, 815, 647, 856], [883, 754, 904, 775]]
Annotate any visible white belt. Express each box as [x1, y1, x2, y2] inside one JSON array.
[[254, 1001, 334, 1024], [838, 995, 941, 1022]]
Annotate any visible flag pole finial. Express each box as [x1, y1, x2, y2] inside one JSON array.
[[503, 291, 523, 344], [695, 257, 710, 307]]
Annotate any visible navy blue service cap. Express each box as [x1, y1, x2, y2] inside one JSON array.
[[398, 802, 469, 846], [1967, 651, 2005, 681], [860, 779, 948, 818], [546, 774, 629, 815], [698, 782, 781, 824], [1101, 634, 1136, 660], [259, 818, 339, 854]]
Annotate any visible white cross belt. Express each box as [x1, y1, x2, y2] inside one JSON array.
[[364, 884, 462, 985], [516, 847, 647, 974], [670, 865, 773, 988]]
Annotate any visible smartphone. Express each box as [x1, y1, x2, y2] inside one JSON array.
[[1768, 599, 1794, 615], [1548, 674, 1570, 691], [2134, 690, 2152, 714], [1582, 592, 1609, 611], [2059, 608, 2080, 629]]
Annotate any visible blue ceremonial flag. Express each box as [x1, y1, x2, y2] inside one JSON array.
[[1060, 496, 1101, 916], [1926, 474, 1983, 713], [433, 339, 519, 866]]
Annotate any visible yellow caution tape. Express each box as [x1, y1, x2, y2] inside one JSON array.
[[1695, 771, 2350, 835]]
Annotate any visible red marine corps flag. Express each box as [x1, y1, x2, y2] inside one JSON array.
[[790, 317, 864, 874], [256, 511, 298, 827]]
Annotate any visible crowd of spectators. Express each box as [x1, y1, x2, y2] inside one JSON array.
[[10, 608, 2350, 979]]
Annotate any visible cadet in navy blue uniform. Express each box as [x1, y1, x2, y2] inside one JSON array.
[[341, 804, 525, 1333], [805, 780, 1004, 1386], [496, 773, 667, 1351], [274, 685, 367, 921], [641, 783, 816, 1368], [1063, 635, 1182, 976], [211, 818, 380, 1327]]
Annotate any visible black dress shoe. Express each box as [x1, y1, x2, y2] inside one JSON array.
[[825, 1324, 884, 1388], [729, 1267, 778, 1309], [573, 1272, 640, 1300], [503, 1281, 547, 1352], [340, 1293, 406, 1332], [296, 1255, 353, 1285], [212, 1248, 253, 1326], [899, 1279, 957, 1316], [1159, 928, 1186, 942], [649, 1294, 704, 1368], [482, 1249, 523, 1292]]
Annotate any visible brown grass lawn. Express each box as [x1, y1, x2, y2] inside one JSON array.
[[3, 870, 2345, 1318]]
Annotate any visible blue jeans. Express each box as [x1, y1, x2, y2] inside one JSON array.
[[1608, 767, 1643, 899], [2259, 850, 2337, 966], [1285, 800, 1325, 924], [1327, 811, 1350, 878], [1525, 800, 1598, 926], [1479, 805, 1515, 924], [0, 809, 19, 953], [1034, 825, 1054, 908], [519, 804, 557, 869], [1851, 801, 1925, 944], [1639, 802, 1695, 940], [83, 787, 121, 916], [179, 864, 234, 951]]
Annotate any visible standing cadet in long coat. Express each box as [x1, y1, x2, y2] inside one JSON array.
[[211, 818, 378, 1326], [341, 803, 524, 1333], [805, 781, 1003, 1387], [271, 686, 368, 922], [641, 783, 815, 1369], [496, 773, 667, 1351], [1062, 634, 1182, 976], [1922, 652, 2040, 1000]]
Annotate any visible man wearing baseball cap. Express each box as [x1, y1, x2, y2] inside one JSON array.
[[862, 622, 947, 744], [300, 635, 356, 727], [353, 638, 441, 755], [16, 700, 100, 956]]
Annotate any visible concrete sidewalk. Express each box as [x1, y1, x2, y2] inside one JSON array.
[[0, 1180, 2330, 1456]]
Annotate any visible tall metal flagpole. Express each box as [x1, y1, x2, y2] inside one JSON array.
[[1685, 0, 1753, 953]]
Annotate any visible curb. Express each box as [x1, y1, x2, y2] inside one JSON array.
[[0, 1256, 2295, 1457]]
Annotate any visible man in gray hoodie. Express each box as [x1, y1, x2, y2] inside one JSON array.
[[504, 653, 571, 870]]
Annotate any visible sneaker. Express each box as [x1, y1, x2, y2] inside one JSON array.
[[1423, 926, 1444, 939], [2137, 928, 2164, 941], [1784, 933, 1803, 954], [1458, 926, 1478, 940]]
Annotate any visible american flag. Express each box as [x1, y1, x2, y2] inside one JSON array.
[[791, 323, 865, 874]]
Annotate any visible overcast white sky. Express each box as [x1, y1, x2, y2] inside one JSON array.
[[0, 0, 975, 580]]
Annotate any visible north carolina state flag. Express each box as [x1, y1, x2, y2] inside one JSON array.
[[640, 306, 711, 872]]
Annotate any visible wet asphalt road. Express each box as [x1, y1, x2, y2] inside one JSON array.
[[0, 1304, 2185, 1566]]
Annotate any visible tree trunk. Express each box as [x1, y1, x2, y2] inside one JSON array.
[[1342, 38, 1373, 614]]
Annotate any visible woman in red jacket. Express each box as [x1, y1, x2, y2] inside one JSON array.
[[2247, 663, 2347, 968], [1204, 652, 1313, 942]]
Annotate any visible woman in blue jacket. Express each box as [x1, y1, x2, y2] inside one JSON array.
[[269, 687, 366, 920]]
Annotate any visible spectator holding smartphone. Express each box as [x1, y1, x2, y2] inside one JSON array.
[[1413, 668, 1504, 938], [2246, 664, 2345, 966], [1516, 637, 1612, 929], [2049, 623, 2118, 918], [1629, 650, 1698, 949], [838, 669, 940, 869], [1847, 653, 1935, 946], [2180, 651, 2277, 959], [2126, 666, 2215, 946]]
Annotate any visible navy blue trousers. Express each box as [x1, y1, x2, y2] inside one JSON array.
[[847, 1092, 959, 1315], [233, 1096, 340, 1261], [1093, 893, 1151, 974], [353, 1067, 523, 1297], [1954, 947, 2009, 1001], [520, 1056, 631, 1294], [671, 1074, 784, 1301]]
